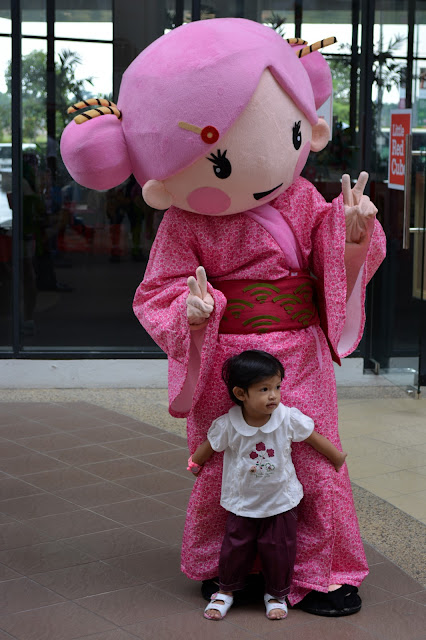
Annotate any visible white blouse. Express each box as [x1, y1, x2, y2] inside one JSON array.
[[207, 403, 314, 518]]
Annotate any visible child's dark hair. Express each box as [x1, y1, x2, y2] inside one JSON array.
[[222, 350, 284, 406]]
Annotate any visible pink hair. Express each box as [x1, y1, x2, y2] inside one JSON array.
[[61, 18, 332, 191]]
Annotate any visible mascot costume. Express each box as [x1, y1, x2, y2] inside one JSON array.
[[61, 18, 386, 616]]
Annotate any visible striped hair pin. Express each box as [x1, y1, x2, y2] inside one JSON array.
[[67, 98, 122, 124], [290, 37, 337, 58]]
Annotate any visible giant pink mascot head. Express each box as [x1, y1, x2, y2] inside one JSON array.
[[61, 18, 333, 216]]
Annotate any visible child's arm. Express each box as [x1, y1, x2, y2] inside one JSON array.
[[304, 431, 347, 472], [193, 439, 215, 465], [187, 439, 215, 474]]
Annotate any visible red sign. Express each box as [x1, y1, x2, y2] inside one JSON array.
[[388, 109, 412, 190]]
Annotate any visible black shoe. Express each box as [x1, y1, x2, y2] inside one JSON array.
[[294, 584, 361, 617], [201, 573, 265, 607]]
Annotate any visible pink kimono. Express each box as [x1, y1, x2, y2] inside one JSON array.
[[133, 177, 386, 605]]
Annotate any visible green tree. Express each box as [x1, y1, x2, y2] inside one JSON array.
[[5, 49, 46, 141], [327, 55, 351, 124], [0, 91, 11, 141], [54, 49, 94, 134], [5, 48, 93, 142], [265, 12, 287, 37]]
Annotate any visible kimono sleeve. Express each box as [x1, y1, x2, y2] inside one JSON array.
[[133, 207, 203, 363], [304, 182, 385, 358], [288, 407, 315, 442], [207, 416, 230, 453]]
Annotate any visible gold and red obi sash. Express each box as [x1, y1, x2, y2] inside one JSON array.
[[212, 271, 319, 335]]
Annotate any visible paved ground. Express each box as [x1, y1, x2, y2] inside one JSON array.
[[0, 396, 424, 640]]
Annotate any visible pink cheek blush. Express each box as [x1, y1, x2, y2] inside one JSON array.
[[186, 187, 231, 215], [292, 142, 311, 184]]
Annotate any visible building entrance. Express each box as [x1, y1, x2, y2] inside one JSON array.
[[365, 0, 426, 393]]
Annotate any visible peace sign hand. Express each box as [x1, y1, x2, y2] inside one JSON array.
[[342, 172, 378, 243], [186, 266, 215, 326]]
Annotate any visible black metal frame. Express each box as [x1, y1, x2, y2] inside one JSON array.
[[359, 0, 375, 179], [1, 349, 164, 360], [192, 0, 201, 21], [11, 0, 22, 358]]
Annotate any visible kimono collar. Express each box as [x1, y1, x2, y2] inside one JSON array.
[[229, 404, 286, 437], [245, 202, 303, 270]]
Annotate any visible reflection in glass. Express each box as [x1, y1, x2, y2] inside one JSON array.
[[0, 33, 11, 347], [22, 0, 47, 37], [414, 58, 426, 130], [7, 4, 167, 351], [21, 166, 163, 348], [55, 2, 112, 40], [371, 4, 408, 182], [55, 39, 112, 98], [0, 16, 11, 36], [296, 3, 358, 185]]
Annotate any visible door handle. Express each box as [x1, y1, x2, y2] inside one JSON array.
[[403, 133, 412, 250], [402, 133, 413, 249]]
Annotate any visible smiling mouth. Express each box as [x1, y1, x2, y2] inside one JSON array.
[[253, 183, 283, 201]]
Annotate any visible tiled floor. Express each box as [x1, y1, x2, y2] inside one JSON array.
[[0, 400, 425, 640], [338, 397, 426, 523]]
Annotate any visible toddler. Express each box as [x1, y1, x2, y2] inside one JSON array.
[[187, 349, 347, 621]]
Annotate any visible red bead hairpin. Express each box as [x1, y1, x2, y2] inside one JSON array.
[[178, 121, 219, 144]]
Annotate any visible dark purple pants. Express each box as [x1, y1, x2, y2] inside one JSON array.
[[218, 509, 298, 599]]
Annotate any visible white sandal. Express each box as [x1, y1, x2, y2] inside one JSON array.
[[203, 592, 234, 620], [264, 593, 288, 619]]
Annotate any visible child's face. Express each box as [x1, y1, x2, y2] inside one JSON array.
[[236, 373, 282, 425]]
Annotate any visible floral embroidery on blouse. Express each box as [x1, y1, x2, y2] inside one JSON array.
[[249, 442, 276, 477]]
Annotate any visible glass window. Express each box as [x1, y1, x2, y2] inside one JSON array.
[[297, 0, 353, 53], [55, 39, 112, 97], [15, 3, 163, 352], [370, 3, 409, 182], [0, 31, 11, 348], [297, 1, 359, 185], [55, 3, 113, 40], [414, 2, 426, 130], [22, 0, 47, 37], [0, 14, 11, 36]]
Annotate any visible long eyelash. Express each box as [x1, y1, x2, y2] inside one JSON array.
[[207, 149, 227, 164]]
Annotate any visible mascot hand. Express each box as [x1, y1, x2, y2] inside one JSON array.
[[186, 266, 214, 326], [342, 172, 377, 244]]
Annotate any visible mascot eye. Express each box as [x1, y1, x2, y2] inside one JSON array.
[[207, 149, 232, 179], [292, 121, 302, 150]]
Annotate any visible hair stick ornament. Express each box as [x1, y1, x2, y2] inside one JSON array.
[[178, 121, 220, 144], [296, 37, 337, 58], [285, 38, 308, 45]]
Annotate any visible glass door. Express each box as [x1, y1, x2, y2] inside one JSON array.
[[367, 0, 426, 395]]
